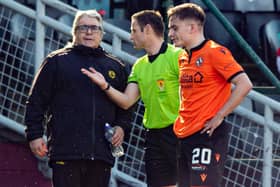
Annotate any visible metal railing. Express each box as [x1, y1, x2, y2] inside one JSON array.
[[201, 0, 280, 91]]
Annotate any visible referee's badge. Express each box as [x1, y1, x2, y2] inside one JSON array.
[[157, 79, 165, 91], [195, 57, 203, 67]]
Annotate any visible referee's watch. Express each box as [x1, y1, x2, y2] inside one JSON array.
[[103, 83, 110, 91]]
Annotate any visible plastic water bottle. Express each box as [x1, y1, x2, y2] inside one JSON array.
[[104, 123, 124, 157]]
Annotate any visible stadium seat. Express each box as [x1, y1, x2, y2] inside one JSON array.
[[276, 0, 280, 11], [190, 0, 234, 11], [125, 0, 159, 19], [260, 19, 280, 76], [204, 11, 246, 62], [233, 0, 275, 12], [244, 12, 280, 59], [109, 0, 127, 18], [262, 19, 280, 51]]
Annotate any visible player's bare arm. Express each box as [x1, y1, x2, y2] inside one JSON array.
[[201, 73, 252, 136]]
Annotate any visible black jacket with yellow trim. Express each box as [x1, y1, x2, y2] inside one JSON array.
[[25, 44, 132, 165]]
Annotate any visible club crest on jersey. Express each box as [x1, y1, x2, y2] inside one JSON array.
[[195, 57, 203, 67], [108, 70, 116, 79], [157, 79, 165, 91]]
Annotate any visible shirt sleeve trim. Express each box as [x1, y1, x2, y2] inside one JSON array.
[[128, 81, 138, 84], [227, 71, 244, 82]]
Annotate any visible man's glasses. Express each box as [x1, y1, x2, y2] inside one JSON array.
[[75, 25, 102, 33]]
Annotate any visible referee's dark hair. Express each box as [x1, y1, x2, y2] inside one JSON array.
[[131, 10, 165, 38]]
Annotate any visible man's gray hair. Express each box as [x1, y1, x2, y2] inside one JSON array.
[[71, 9, 103, 37]]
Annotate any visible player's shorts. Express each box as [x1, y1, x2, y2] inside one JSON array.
[[177, 120, 230, 187], [144, 125, 178, 187]]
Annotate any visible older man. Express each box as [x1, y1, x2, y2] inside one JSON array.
[[25, 9, 132, 187]]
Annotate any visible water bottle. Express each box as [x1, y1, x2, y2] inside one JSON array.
[[104, 123, 124, 157]]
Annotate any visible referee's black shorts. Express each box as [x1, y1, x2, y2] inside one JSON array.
[[177, 120, 230, 187], [144, 125, 178, 187]]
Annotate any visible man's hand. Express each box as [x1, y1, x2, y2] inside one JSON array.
[[81, 67, 108, 90], [201, 113, 224, 137], [111, 126, 124, 147], [29, 138, 48, 157]]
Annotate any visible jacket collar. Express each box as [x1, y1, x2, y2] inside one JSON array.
[[70, 44, 105, 57]]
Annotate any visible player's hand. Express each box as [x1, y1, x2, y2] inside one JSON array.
[[201, 113, 224, 136]]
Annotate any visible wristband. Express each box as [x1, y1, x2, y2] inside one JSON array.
[[103, 83, 110, 91]]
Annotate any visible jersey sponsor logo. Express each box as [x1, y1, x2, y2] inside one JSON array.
[[180, 72, 204, 88], [192, 163, 207, 171], [181, 72, 203, 83], [156, 79, 165, 91], [108, 70, 116, 79]]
